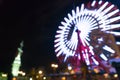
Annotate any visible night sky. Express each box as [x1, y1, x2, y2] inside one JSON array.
[[0, 0, 120, 73], [0, 0, 74, 73]]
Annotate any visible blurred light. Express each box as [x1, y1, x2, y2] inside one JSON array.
[[38, 70, 43, 74], [68, 66, 72, 71], [93, 68, 99, 73], [2, 73, 7, 77], [61, 76, 66, 80], [36, 75, 39, 79], [71, 70, 75, 74], [29, 77, 32, 80], [12, 77, 17, 80], [18, 71, 26, 76], [51, 64, 58, 68], [103, 73, 109, 78], [116, 42, 120, 45], [22, 72, 26, 76], [114, 74, 118, 78], [43, 77, 46, 80], [100, 53, 108, 61]]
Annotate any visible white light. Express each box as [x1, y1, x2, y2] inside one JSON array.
[[43, 77, 46, 80], [105, 16, 120, 25], [91, 57, 99, 65], [38, 70, 43, 74], [30, 78, 32, 80], [68, 66, 72, 70], [98, 0, 102, 4], [106, 9, 119, 19], [114, 74, 118, 78], [22, 72, 25, 76], [116, 42, 120, 45], [106, 31, 120, 36], [100, 53, 108, 61], [85, 53, 90, 65], [103, 45, 115, 53], [2, 73, 7, 77], [81, 4, 84, 11], [51, 64, 58, 68], [97, 2, 109, 13], [91, 1, 96, 7]]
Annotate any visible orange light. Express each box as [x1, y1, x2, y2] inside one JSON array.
[[61, 76, 66, 80], [12, 77, 17, 80]]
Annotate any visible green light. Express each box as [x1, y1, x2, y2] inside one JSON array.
[[11, 41, 24, 76]]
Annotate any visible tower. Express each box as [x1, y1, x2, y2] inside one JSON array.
[[11, 41, 24, 77]]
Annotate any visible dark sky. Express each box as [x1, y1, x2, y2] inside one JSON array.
[[0, 0, 120, 73], [0, 0, 75, 72]]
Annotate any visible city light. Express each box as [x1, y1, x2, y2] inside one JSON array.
[[29, 77, 32, 80], [68, 66, 72, 71], [114, 74, 118, 78], [104, 73, 109, 78], [51, 64, 58, 68], [43, 76, 46, 80], [38, 70, 43, 74], [1, 73, 7, 77], [61, 76, 66, 80], [18, 71, 26, 76]]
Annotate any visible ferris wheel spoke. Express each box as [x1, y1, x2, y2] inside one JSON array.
[[66, 41, 73, 49], [97, 2, 109, 13], [116, 42, 120, 45], [84, 15, 93, 22], [55, 42, 64, 52], [101, 5, 114, 16], [64, 17, 70, 24], [83, 37, 90, 46], [105, 16, 120, 25], [98, 0, 103, 5], [104, 9, 119, 20], [106, 31, 120, 36], [61, 22, 67, 27], [68, 13, 73, 21], [56, 30, 64, 34], [91, 57, 99, 65], [76, 7, 80, 16], [72, 10, 76, 18], [90, 22, 99, 28], [84, 53, 90, 65], [103, 45, 115, 53], [100, 53, 108, 61], [69, 40, 76, 50], [58, 26, 64, 30], [88, 18, 97, 26], [91, 0, 96, 7], [80, 4, 84, 12], [105, 5, 114, 13], [102, 24, 120, 31]]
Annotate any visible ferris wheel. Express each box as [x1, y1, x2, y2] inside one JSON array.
[[54, 0, 120, 68]]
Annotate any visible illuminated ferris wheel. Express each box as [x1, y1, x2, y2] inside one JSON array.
[[54, 0, 120, 68]]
